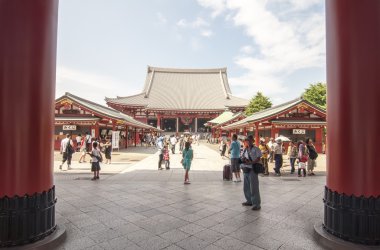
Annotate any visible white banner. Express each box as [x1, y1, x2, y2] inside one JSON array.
[[112, 131, 120, 149]]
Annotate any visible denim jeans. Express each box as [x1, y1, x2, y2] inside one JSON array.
[[274, 154, 283, 173], [243, 171, 261, 207], [289, 157, 296, 173]]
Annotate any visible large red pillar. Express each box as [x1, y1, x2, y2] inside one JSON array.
[[0, 0, 59, 247], [324, 0, 380, 244], [254, 123, 259, 146]]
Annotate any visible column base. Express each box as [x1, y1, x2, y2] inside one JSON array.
[[0, 186, 57, 247], [314, 222, 378, 250], [323, 187, 380, 245]]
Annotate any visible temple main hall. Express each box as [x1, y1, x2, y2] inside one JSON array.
[[105, 66, 248, 133]]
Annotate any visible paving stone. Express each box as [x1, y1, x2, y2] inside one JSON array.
[[160, 229, 191, 243], [54, 144, 327, 250], [178, 223, 206, 235], [193, 228, 224, 244], [61, 236, 96, 250], [250, 236, 283, 250], [213, 236, 247, 250], [228, 229, 260, 244], [175, 235, 211, 250]]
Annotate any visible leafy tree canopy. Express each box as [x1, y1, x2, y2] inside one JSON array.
[[244, 92, 272, 116], [302, 82, 327, 109]]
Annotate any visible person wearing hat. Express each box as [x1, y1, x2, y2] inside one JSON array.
[[259, 139, 270, 175], [273, 138, 283, 176], [241, 135, 262, 210]]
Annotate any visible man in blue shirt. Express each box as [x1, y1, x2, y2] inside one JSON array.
[[228, 134, 241, 182], [241, 135, 262, 210]]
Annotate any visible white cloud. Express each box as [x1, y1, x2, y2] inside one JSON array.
[[156, 12, 167, 24], [197, 0, 227, 18], [197, 0, 325, 103], [176, 17, 210, 28], [56, 66, 139, 105], [240, 45, 254, 54], [201, 30, 213, 37]]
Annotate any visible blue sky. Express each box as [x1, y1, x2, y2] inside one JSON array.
[[57, 0, 325, 105]]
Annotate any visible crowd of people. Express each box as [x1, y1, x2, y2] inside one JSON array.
[[220, 136, 318, 178], [226, 134, 319, 211], [59, 132, 113, 180]]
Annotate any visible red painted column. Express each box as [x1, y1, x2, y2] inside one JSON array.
[[0, 0, 59, 246], [315, 127, 323, 153], [254, 123, 259, 146], [324, 0, 380, 244]]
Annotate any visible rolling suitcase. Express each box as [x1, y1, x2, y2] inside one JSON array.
[[223, 164, 232, 181]]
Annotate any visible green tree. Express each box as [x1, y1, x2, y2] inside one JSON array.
[[245, 92, 272, 116], [302, 82, 327, 109]]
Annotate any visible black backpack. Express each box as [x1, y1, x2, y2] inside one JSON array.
[[308, 145, 318, 160], [65, 140, 75, 155]]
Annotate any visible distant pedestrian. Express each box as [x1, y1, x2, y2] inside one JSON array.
[[78, 135, 87, 163], [288, 141, 298, 174], [228, 134, 242, 182], [259, 139, 270, 175], [59, 134, 74, 170], [76, 134, 82, 152], [306, 138, 318, 176], [220, 139, 227, 158], [298, 141, 308, 177], [88, 141, 102, 180], [179, 135, 184, 152], [157, 136, 164, 170], [182, 142, 193, 184], [170, 135, 177, 154], [273, 139, 283, 176], [85, 132, 92, 152], [163, 145, 170, 170], [267, 138, 275, 163], [104, 137, 112, 164], [241, 135, 262, 210]]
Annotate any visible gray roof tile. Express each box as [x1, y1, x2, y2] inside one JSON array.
[[106, 66, 248, 111]]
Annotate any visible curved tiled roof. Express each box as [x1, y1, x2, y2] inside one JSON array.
[[222, 97, 326, 130], [105, 66, 248, 111], [56, 93, 158, 130], [207, 111, 244, 127]]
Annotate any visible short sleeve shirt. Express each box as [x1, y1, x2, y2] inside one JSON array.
[[230, 140, 241, 159], [241, 146, 262, 169]]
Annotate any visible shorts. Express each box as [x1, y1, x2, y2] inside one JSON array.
[[230, 158, 241, 172], [91, 162, 101, 172], [307, 159, 316, 171]]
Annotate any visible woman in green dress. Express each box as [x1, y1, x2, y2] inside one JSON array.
[[182, 142, 193, 184]]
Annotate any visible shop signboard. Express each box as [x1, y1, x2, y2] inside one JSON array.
[[63, 125, 76, 130], [293, 129, 306, 135]]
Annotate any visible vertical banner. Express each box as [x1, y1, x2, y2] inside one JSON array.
[[112, 131, 120, 150]]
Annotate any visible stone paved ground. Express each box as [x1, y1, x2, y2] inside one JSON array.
[[54, 143, 328, 250]]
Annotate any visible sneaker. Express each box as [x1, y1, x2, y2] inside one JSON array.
[[251, 206, 261, 211], [237, 179, 242, 182], [275, 173, 281, 176]]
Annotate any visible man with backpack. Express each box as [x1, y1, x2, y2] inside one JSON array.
[[60, 134, 74, 171], [306, 138, 318, 176]]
